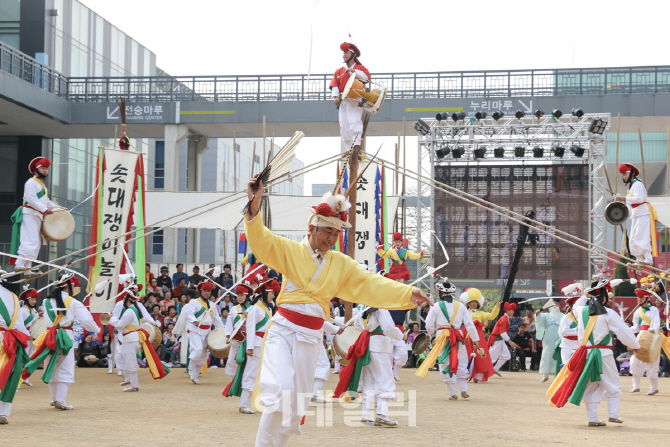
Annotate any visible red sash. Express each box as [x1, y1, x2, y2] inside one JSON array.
[[277, 307, 324, 330]]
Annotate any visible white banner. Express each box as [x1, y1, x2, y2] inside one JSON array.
[[353, 162, 379, 271], [90, 149, 140, 313]]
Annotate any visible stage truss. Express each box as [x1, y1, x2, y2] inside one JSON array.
[[415, 113, 611, 283]]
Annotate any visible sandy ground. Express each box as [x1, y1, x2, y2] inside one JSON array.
[[2, 366, 668, 446]]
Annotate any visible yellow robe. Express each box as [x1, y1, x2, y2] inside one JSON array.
[[244, 213, 415, 316], [471, 304, 500, 323]]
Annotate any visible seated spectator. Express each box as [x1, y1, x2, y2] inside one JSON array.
[[145, 293, 159, 312], [617, 349, 632, 375], [509, 311, 524, 341], [524, 308, 536, 338], [172, 263, 189, 288], [221, 307, 229, 327], [218, 293, 233, 313], [159, 290, 174, 315], [173, 277, 188, 298], [205, 264, 221, 298], [156, 265, 173, 290], [162, 323, 179, 363], [151, 304, 164, 328], [145, 263, 154, 282], [189, 266, 205, 288], [406, 322, 421, 368], [164, 305, 179, 327], [217, 264, 236, 290], [511, 323, 536, 371], [146, 277, 164, 300], [77, 333, 103, 367], [176, 293, 190, 315]]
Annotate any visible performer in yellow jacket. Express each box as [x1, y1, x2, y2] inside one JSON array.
[[377, 232, 424, 283], [244, 178, 430, 447]]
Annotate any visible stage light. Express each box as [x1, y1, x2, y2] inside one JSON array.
[[515, 110, 525, 119], [534, 109, 544, 119], [414, 119, 430, 136], [452, 146, 465, 158], [474, 146, 487, 159], [492, 111, 504, 121], [435, 146, 451, 159], [451, 111, 466, 122], [436, 112, 449, 122], [494, 146, 505, 158], [552, 109, 563, 119], [552, 143, 565, 158], [589, 118, 608, 135], [570, 145, 585, 158], [514, 146, 526, 157], [572, 108, 584, 118], [475, 111, 487, 120], [533, 146, 544, 158]]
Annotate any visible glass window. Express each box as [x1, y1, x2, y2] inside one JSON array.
[[95, 16, 104, 55], [130, 41, 138, 75], [0, 138, 18, 193], [153, 229, 163, 255], [154, 141, 165, 189]]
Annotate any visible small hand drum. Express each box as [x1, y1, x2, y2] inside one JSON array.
[[604, 201, 629, 226], [41, 208, 75, 241]]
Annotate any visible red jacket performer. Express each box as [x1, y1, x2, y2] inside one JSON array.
[[330, 42, 371, 150], [487, 302, 516, 376]]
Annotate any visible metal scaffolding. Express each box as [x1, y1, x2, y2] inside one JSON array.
[[416, 112, 610, 281]]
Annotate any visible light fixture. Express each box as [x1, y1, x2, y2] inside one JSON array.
[[589, 118, 608, 135], [534, 109, 544, 118], [514, 146, 526, 157], [572, 108, 584, 118], [552, 143, 565, 158], [435, 112, 449, 122], [533, 146, 544, 158], [414, 119, 430, 136], [552, 109, 563, 119], [570, 145, 585, 158], [451, 111, 466, 122], [435, 146, 450, 159], [515, 110, 525, 119], [474, 146, 486, 159], [492, 111, 504, 121], [494, 146, 505, 158], [452, 146, 465, 158], [475, 111, 487, 120]]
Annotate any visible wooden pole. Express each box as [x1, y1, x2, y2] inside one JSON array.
[[233, 131, 237, 190], [262, 115, 266, 167], [638, 127, 647, 185], [394, 142, 399, 233], [613, 113, 620, 252], [667, 126, 669, 195], [402, 117, 407, 236]]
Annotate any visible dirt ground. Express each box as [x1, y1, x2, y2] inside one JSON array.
[[2, 366, 667, 446]]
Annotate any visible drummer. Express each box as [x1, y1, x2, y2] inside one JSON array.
[[630, 288, 661, 395], [18, 287, 41, 387], [225, 284, 252, 379], [109, 281, 164, 392], [330, 42, 371, 150], [10, 157, 61, 279], [186, 282, 224, 385], [223, 279, 278, 413]]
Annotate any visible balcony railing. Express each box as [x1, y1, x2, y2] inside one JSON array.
[[0, 41, 68, 97]]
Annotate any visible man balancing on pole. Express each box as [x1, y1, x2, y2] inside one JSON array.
[[330, 42, 370, 150], [615, 163, 658, 266], [244, 177, 431, 447]]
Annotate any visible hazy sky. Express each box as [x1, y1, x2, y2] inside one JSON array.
[[80, 0, 667, 194]]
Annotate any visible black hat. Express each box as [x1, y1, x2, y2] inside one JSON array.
[[160, 266, 169, 272]]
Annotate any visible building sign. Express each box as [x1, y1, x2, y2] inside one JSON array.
[[466, 99, 533, 113], [106, 103, 166, 121]]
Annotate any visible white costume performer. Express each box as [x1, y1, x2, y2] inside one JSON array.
[[0, 283, 29, 423], [560, 281, 640, 426], [225, 288, 252, 378], [355, 308, 403, 425], [536, 301, 562, 381], [24, 275, 99, 410], [488, 303, 517, 374], [12, 157, 59, 273], [18, 290, 40, 357], [423, 298, 479, 399], [619, 163, 655, 264], [185, 283, 224, 384], [237, 298, 273, 412], [629, 290, 661, 395], [388, 309, 409, 381], [557, 310, 579, 365], [109, 295, 158, 392]]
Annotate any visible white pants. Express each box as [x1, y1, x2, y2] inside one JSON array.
[[0, 402, 10, 418], [226, 339, 242, 377], [561, 347, 576, 365], [631, 354, 660, 392], [582, 351, 621, 422], [47, 343, 75, 404], [630, 214, 653, 263], [120, 340, 140, 388], [114, 336, 124, 372], [188, 331, 209, 378], [489, 340, 511, 372], [242, 346, 261, 392], [361, 351, 396, 419], [255, 324, 320, 447], [391, 338, 408, 378], [15, 214, 42, 269], [338, 100, 363, 148], [313, 343, 331, 398], [437, 340, 470, 395]]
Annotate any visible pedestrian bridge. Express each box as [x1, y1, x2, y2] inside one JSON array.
[[2, 41, 670, 139]]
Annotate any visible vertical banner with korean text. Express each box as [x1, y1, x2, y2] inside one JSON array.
[[354, 162, 380, 270], [87, 148, 142, 313]]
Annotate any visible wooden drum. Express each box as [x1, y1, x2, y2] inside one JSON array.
[[333, 326, 362, 366], [41, 208, 75, 242], [636, 331, 662, 363], [206, 327, 229, 358]]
